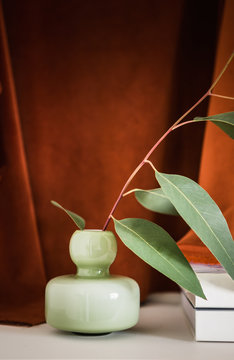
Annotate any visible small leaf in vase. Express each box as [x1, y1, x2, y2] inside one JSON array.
[[135, 188, 178, 215], [194, 111, 234, 139], [51, 200, 85, 230], [113, 217, 206, 299], [155, 171, 234, 279]]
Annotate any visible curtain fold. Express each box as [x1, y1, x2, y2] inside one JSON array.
[[178, 0, 234, 263], [0, 0, 230, 325], [0, 0, 46, 324]]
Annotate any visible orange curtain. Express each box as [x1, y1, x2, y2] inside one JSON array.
[[178, 0, 234, 263], [0, 1, 46, 323], [0, 0, 231, 325]]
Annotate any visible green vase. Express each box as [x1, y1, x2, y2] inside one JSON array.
[[45, 230, 140, 334]]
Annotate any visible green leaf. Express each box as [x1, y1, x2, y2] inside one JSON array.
[[194, 112, 234, 139], [155, 171, 234, 279], [51, 200, 85, 230], [113, 217, 206, 299], [135, 188, 178, 215]]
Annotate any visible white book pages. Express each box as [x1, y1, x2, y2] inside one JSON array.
[[181, 292, 234, 342], [182, 271, 234, 308]]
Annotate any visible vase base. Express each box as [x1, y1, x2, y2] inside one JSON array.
[[72, 331, 111, 336]]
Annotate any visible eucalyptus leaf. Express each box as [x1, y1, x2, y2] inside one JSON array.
[[113, 217, 206, 299], [194, 112, 234, 139], [135, 188, 178, 215], [155, 171, 234, 279], [51, 200, 85, 230]]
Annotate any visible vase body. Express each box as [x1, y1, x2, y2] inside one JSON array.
[[45, 230, 140, 334]]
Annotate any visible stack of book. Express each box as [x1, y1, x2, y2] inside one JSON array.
[[181, 264, 234, 342]]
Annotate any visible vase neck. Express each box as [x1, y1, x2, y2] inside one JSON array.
[[69, 230, 117, 279], [77, 266, 110, 278]]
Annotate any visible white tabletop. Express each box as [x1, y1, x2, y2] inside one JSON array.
[[0, 292, 233, 360]]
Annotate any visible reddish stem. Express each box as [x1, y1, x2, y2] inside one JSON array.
[[102, 53, 234, 230], [210, 93, 234, 100], [102, 94, 208, 230], [102, 96, 208, 230], [172, 119, 200, 130], [102, 124, 175, 230]]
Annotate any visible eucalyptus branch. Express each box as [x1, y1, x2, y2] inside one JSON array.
[[209, 52, 234, 92], [144, 159, 157, 172], [210, 93, 234, 100], [123, 189, 141, 197], [49, 51, 234, 304], [172, 120, 200, 131], [102, 53, 234, 230]]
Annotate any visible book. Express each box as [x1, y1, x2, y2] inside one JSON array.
[[181, 265, 234, 342]]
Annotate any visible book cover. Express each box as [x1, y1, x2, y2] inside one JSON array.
[[181, 265, 234, 342], [184, 264, 234, 308]]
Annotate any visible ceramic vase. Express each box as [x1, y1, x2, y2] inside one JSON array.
[[45, 230, 140, 334]]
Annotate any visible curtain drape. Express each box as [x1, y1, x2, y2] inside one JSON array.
[[178, 0, 234, 263], [0, 0, 232, 325]]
